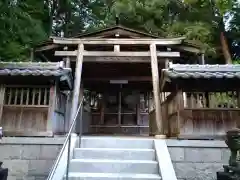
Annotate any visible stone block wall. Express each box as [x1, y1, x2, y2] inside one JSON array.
[[0, 137, 231, 180], [166, 140, 230, 180], [0, 137, 65, 180]]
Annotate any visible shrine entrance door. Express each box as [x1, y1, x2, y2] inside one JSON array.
[[86, 83, 153, 136]]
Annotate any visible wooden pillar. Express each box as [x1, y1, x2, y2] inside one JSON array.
[[63, 46, 71, 131], [114, 45, 120, 52], [79, 84, 84, 102], [30, 48, 34, 61], [200, 53, 205, 64], [0, 85, 5, 125], [237, 91, 240, 108], [64, 91, 71, 132], [118, 84, 122, 126], [165, 48, 171, 68], [236, 91, 240, 128], [150, 43, 164, 137], [70, 44, 84, 124], [47, 84, 57, 135], [177, 88, 184, 136], [75, 83, 84, 133], [183, 92, 187, 108], [63, 46, 71, 68], [100, 96, 105, 125], [66, 58, 71, 68]]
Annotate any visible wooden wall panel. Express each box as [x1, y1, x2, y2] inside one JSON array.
[[0, 86, 51, 136], [1, 107, 48, 132], [176, 109, 238, 139]]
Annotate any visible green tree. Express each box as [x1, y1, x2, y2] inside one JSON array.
[[228, 3, 240, 62], [51, 0, 89, 37], [0, 0, 239, 62], [0, 0, 49, 61], [183, 0, 238, 64], [87, 0, 240, 63], [88, 0, 214, 56]]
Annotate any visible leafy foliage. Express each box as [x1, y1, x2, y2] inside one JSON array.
[[0, 0, 48, 61], [228, 3, 240, 60], [0, 0, 239, 62]]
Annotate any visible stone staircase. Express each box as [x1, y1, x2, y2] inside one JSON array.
[[65, 136, 162, 179]]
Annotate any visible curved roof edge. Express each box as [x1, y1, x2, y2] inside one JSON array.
[[0, 61, 73, 90], [36, 25, 185, 48]]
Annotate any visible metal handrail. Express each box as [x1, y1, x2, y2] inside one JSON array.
[[47, 97, 84, 180]]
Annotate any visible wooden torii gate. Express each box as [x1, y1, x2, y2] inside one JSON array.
[[52, 37, 184, 137]]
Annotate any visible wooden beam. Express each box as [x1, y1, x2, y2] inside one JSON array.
[[73, 56, 151, 63], [55, 50, 180, 57], [91, 29, 149, 39], [70, 44, 84, 124], [3, 130, 53, 137], [52, 37, 185, 45], [39, 53, 50, 62], [177, 46, 201, 54], [150, 43, 163, 135], [83, 76, 152, 82], [35, 44, 60, 52]]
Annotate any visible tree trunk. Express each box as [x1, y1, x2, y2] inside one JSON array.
[[218, 17, 232, 64], [209, 0, 232, 64], [49, 0, 56, 36], [220, 31, 232, 64]]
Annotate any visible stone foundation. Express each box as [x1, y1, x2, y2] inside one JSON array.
[[0, 137, 230, 180], [166, 140, 229, 180], [0, 137, 65, 180]]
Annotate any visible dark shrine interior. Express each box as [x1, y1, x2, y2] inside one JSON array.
[[81, 62, 157, 91], [79, 62, 158, 135]]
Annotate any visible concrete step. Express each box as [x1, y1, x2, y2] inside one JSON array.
[[73, 148, 156, 160], [64, 172, 161, 180], [69, 159, 159, 174], [81, 137, 154, 149]]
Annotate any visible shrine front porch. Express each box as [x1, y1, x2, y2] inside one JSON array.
[[81, 79, 154, 136]]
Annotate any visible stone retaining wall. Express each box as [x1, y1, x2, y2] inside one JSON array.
[[166, 140, 230, 180], [0, 137, 65, 180], [0, 137, 231, 180]]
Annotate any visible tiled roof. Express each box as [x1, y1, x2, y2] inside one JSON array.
[[162, 64, 240, 79], [0, 68, 71, 77], [0, 61, 70, 76], [0, 61, 73, 89]]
